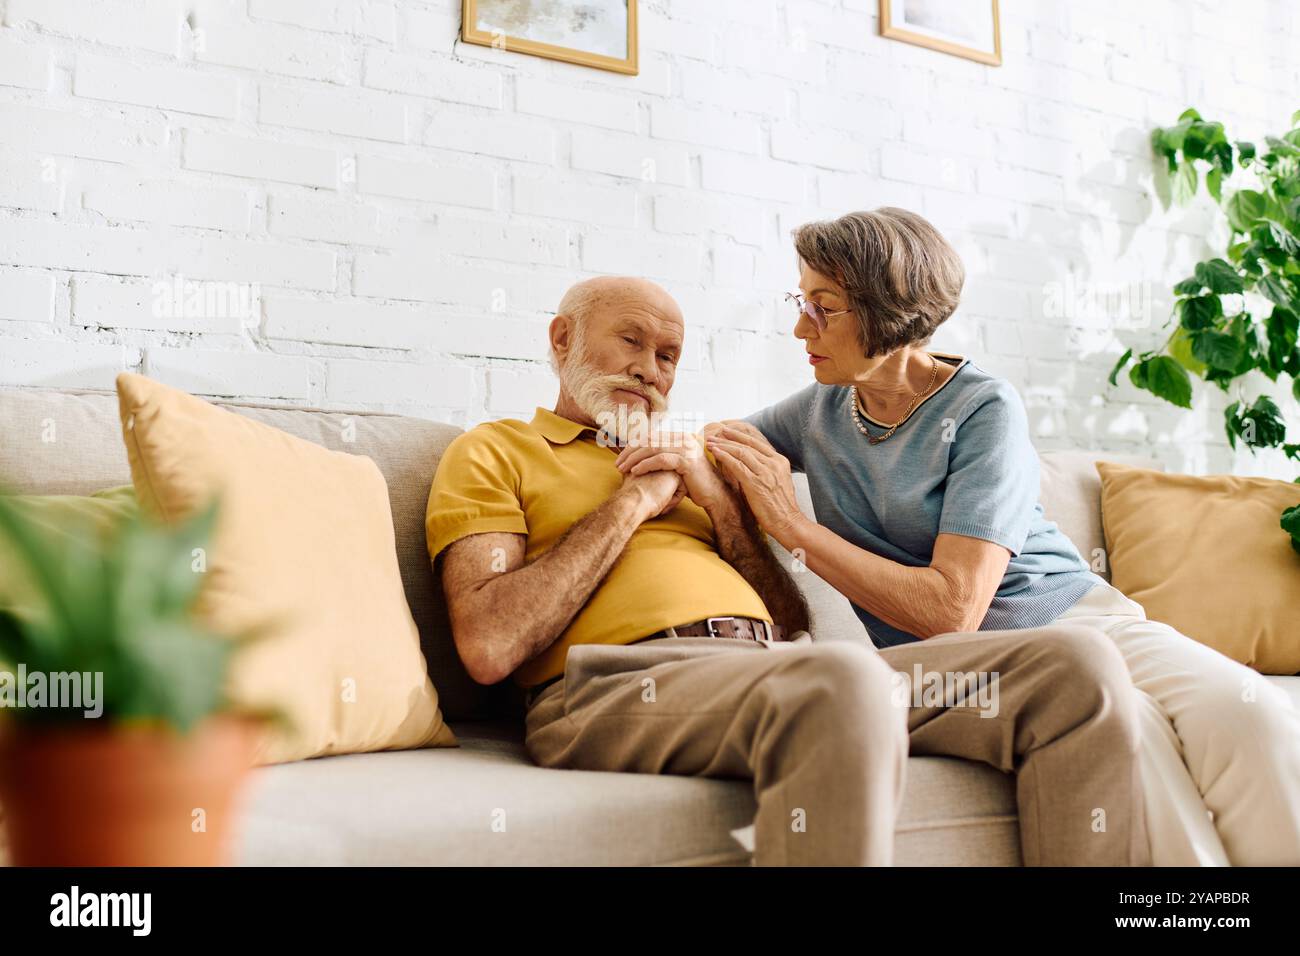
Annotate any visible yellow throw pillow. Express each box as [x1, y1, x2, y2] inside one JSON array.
[[1096, 461, 1300, 675], [115, 372, 456, 763], [0, 486, 137, 618]]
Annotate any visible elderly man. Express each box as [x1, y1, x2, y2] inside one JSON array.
[[425, 276, 1149, 866]]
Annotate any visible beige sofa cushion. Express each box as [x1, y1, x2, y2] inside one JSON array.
[[116, 373, 458, 763], [237, 720, 1021, 866]]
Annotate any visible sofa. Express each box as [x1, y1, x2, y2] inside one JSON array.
[[2, 384, 1297, 866]]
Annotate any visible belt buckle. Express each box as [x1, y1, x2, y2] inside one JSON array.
[[706, 617, 772, 643]]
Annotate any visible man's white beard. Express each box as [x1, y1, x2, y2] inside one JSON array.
[[559, 326, 668, 446]]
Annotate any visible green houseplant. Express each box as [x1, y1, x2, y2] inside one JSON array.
[[0, 491, 268, 866], [1109, 107, 1300, 552]]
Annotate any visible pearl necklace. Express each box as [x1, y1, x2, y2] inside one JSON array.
[[849, 353, 940, 444]]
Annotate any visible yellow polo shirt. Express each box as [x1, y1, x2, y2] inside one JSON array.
[[425, 407, 772, 688]]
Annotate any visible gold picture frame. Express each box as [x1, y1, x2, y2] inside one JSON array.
[[879, 0, 1002, 67], [462, 0, 639, 75]]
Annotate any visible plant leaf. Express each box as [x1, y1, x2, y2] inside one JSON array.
[[113, 498, 218, 628], [0, 489, 252, 731], [1265, 135, 1300, 157], [115, 621, 234, 733], [1169, 326, 1208, 375], [1226, 189, 1266, 232], [1178, 294, 1223, 330], [1226, 395, 1288, 449], [1194, 258, 1245, 294], [1258, 274, 1295, 308], [1265, 306, 1299, 375], [1191, 330, 1248, 371], [1131, 356, 1193, 409], [0, 608, 27, 669], [1282, 504, 1300, 556], [1172, 161, 1198, 205], [1207, 166, 1223, 202], [0, 495, 82, 643], [1107, 348, 1133, 386]]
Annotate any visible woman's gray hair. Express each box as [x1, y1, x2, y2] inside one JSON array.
[[793, 208, 964, 358]]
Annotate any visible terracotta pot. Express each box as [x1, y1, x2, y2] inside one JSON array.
[[0, 715, 258, 867]]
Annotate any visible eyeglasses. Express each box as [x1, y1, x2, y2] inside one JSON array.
[[785, 292, 851, 331]]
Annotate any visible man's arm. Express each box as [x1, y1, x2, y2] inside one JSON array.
[[438, 471, 680, 685], [702, 487, 811, 636]]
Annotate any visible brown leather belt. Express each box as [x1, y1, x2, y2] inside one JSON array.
[[523, 616, 786, 706], [649, 616, 787, 643]]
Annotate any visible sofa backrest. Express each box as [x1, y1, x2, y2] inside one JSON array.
[[1038, 449, 1164, 581], [0, 385, 1166, 725], [774, 475, 876, 644], [0, 385, 513, 723]]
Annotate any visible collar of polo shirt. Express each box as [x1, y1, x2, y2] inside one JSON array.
[[531, 407, 628, 448]]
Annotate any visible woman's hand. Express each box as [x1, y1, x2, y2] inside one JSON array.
[[704, 422, 806, 543]]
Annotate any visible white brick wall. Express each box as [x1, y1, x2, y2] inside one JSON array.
[[0, 0, 1297, 477]]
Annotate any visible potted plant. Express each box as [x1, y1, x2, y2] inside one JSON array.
[[1110, 107, 1300, 552], [0, 491, 270, 866]]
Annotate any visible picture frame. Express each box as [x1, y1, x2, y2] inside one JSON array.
[[462, 0, 639, 76], [879, 0, 1002, 67]]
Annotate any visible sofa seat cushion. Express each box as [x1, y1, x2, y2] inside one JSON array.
[[894, 756, 1020, 866], [237, 720, 756, 866], [237, 719, 1021, 866], [240, 685, 1298, 867]]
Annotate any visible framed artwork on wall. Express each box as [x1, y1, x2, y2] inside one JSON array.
[[879, 0, 1002, 66], [462, 0, 639, 75]]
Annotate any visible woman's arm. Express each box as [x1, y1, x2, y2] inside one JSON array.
[[777, 518, 1010, 638], [706, 419, 1016, 639]]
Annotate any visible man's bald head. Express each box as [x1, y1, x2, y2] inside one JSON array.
[[549, 276, 684, 374], [556, 276, 681, 326], [548, 276, 686, 436]]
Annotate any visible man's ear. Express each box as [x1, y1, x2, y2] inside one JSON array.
[[549, 314, 572, 368]]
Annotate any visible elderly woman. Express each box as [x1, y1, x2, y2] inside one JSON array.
[[702, 208, 1300, 867]]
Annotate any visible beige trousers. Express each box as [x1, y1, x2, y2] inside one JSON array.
[[1055, 579, 1300, 866], [524, 623, 1149, 866]]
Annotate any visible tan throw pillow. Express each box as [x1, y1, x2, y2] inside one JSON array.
[[116, 373, 456, 763], [1096, 460, 1300, 675]]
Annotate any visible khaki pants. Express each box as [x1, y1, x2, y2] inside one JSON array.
[[524, 623, 1149, 866]]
